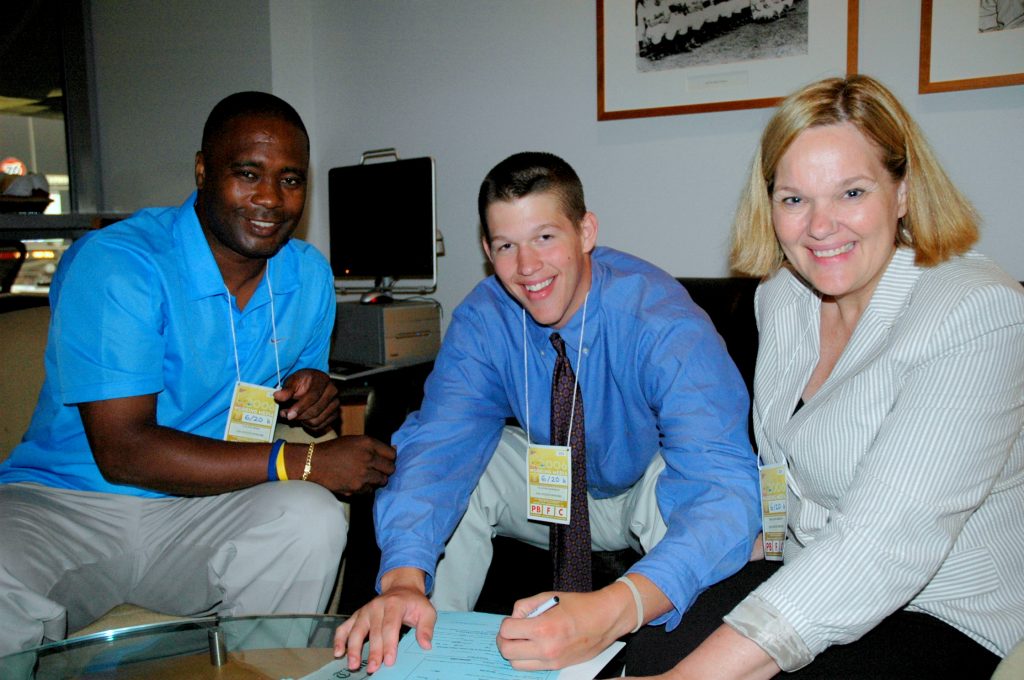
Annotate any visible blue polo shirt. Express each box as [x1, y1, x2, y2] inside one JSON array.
[[0, 193, 335, 497]]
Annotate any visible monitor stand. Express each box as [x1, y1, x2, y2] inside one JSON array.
[[359, 276, 395, 305]]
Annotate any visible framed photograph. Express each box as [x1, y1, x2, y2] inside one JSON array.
[[597, 0, 859, 120], [919, 0, 1024, 94]]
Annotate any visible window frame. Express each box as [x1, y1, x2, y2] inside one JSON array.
[[61, 0, 103, 213]]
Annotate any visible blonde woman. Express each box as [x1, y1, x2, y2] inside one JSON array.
[[625, 74, 1023, 678]]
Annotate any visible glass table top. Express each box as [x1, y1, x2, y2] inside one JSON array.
[[0, 614, 357, 679]]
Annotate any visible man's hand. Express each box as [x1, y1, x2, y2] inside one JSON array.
[[306, 435, 396, 495], [497, 589, 634, 671], [499, 575, 672, 671], [334, 568, 435, 673], [275, 369, 339, 432], [79, 391, 390, 496]]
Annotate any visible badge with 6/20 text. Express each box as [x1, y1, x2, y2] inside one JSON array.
[[759, 463, 788, 561], [527, 444, 571, 526], [224, 381, 279, 443]]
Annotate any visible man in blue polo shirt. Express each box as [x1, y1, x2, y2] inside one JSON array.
[[0, 92, 396, 654]]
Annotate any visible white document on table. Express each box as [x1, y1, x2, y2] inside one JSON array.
[[316, 611, 623, 680]]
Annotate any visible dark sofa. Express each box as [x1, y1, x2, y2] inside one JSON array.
[[676, 277, 759, 395]]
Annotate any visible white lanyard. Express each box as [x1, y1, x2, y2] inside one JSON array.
[[756, 301, 815, 560], [522, 292, 589, 446], [224, 262, 283, 389]]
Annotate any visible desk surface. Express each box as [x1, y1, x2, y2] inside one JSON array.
[[0, 614, 356, 679], [329, 356, 434, 382]]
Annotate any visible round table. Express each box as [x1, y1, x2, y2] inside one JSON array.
[[0, 614, 358, 679]]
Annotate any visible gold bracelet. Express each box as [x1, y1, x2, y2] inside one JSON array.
[[302, 441, 316, 481]]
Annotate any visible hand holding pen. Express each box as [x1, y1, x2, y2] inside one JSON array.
[[499, 591, 616, 671], [526, 595, 559, 618]]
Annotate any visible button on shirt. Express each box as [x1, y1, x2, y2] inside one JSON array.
[[0, 193, 335, 497], [375, 247, 760, 628]]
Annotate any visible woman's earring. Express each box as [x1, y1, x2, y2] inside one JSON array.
[[899, 223, 913, 244]]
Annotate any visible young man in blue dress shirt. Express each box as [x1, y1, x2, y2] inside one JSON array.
[[336, 152, 759, 672]]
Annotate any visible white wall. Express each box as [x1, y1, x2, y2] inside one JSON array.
[[268, 0, 323, 246], [296, 0, 1024, 325], [91, 0, 272, 212], [92, 1, 1024, 328]]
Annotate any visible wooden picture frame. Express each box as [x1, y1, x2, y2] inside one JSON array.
[[597, 0, 859, 120], [919, 0, 1024, 94]]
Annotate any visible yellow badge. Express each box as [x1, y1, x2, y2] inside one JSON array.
[[759, 463, 788, 561], [527, 444, 571, 526], [224, 381, 279, 443]]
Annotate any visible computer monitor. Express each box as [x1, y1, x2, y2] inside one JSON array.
[[328, 155, 437, 298]]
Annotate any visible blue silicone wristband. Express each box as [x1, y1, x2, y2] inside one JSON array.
[[268, 439, 286, 481]]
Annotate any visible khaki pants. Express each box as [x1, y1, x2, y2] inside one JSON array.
[[431, 426, 667, 610], [0, 481, 346, 654]]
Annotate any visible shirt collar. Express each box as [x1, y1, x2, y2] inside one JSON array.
[[857, 246, 920, 330], [175, 191, 303, 304], [783, 247, 919, 311], [523, 247, 606, 354]]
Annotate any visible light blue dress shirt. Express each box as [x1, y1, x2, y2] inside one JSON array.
[[375, 247, 760, 628], [0, 193, 335, 497]]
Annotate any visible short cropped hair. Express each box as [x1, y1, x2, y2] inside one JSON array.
[[478, 152, 587, 241], [730, 74, 979, 276], [201, 91, 309, 158]]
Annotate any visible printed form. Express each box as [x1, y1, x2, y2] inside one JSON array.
[[309, 611, 623, 680]]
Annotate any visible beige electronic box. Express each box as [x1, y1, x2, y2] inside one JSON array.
[[330, 300, 441, 368]]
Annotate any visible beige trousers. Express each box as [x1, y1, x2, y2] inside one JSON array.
[[0, 481, 346, 654], [431, 426, 668, 611]]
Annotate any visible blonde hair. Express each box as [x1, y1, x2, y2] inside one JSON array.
[[730, 74, 979, 276]]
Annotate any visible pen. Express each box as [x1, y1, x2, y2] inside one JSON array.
[[526, 596, 559, 618]]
